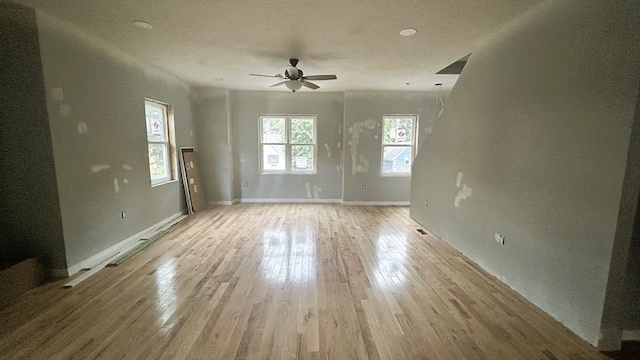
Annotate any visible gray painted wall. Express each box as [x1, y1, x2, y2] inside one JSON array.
[[229, 91, 344, 201], [410, 0, 640, 345], [193, 88, 234, 203], [623, 202, 640, 331], [343, 91, 443, 203], [36, 14, 197, 271], [0, 3, 66, 270]]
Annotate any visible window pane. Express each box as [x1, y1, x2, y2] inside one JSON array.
[[263, 144, 286, 171], [146, 103, 166, 142], [383, 117, 413, 145], [382, 146, 412, 173], [262, 117, 286, 143], [148, 144, 169, 180], [292, 145, 314, 171], [290, 118, 314, 144]]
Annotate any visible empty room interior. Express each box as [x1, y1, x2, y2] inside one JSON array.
[[1, 0, 640, 359]]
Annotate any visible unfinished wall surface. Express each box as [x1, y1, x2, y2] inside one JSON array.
[[410, 0, 640, 345], [0, 3, 66, 271], [230, 91, 344, 202], [623, 209, 640, 332], [343, 91, 443, 204], [36, 13, 196, 273], [192, 88, 234, 204]]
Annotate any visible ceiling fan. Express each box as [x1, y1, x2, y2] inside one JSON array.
[[250, 58, 337, 92]]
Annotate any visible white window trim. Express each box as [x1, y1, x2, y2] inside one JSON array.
[[381, 114, 418, 177], [259, 114, 317, 175], [145, 99, 176, 186]]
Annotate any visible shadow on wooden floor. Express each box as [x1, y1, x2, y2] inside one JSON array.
[[602, 341, 640, 360]]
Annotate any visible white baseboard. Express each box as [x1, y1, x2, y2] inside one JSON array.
[[65, 211, 185, 277], [238, 198, 342, 204], [622, 330, 640, 341], [209, 199, 409, 206], [208, 200, 235, 206], [341, 201, 410, 206]]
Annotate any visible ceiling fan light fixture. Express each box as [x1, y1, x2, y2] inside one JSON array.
[[285, 80, 303, 92], [400, 28, 417, 37]]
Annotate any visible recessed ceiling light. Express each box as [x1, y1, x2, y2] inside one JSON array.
[[400, 28, 417, 37], [133, 20, 153, 29]]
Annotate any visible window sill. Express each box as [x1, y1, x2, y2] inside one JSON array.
[[151, 179, 179, 188], [380, 173, 411, 177]]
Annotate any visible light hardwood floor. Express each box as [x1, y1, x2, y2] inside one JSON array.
[[0, 204, 611, 359]]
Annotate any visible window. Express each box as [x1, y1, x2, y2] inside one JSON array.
[[382, 115, 417, 175], [145, 99, 176, 185], [260, 115, 316, 174]]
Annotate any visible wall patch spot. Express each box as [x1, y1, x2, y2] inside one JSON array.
[[113, 178, 120, 193], [454, 171, 472, 208], [324, 143, 331, 158], [59, 103, 71, 117], [50, 87, 64, 102], [77, 121, 88, 135], [90, 164, 111, 173], [122, 164, 132, 171], [456, 171, 463, 188]]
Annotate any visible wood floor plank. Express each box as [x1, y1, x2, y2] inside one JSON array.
[[0, 204, 612, 360]]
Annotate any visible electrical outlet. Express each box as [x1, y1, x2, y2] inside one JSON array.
[[121, 211, 126, 219], [494, 233, 505, 245]]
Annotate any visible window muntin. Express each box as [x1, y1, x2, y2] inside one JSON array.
[[382, 115, 417, 175], [260, 115, 316, 174], [145, 100, 175, 185]]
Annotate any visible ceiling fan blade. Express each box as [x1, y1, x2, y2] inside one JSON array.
[[301, 80, 320, 90], [250, 73, 284, 79], [303, 75, 337, 81], [270, 81, 287, 87]]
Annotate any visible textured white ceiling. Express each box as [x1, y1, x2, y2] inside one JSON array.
[[14, 0, 545, 92]]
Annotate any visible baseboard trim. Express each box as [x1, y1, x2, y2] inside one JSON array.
[[237, 198, 342, 204], [622, 330, 640, 341], [341, 201, 410, 206], [208, 200, 235, 206], [65, 211, 185, 277], [208, 199, 410, 206]]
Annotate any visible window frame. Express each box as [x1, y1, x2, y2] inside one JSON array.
[[259, 114, 317, 175], [145, 99, 177, 186], [380, 114, 418, 177]]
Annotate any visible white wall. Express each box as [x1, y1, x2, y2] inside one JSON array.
[[410, 0, 640, 345]]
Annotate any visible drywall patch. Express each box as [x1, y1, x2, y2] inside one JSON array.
[[50, 87, 63, 102], [305, 182, 312, 198], [122, 164, 132, 171], [113, 178, 120, 193], [90, 164, 111, 173], [59, 103, 71, 116], [324, 143, 331, 158], [454, 171, 472, 208], [77, 121, 88, 135], [349, 119, 378, 175]]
